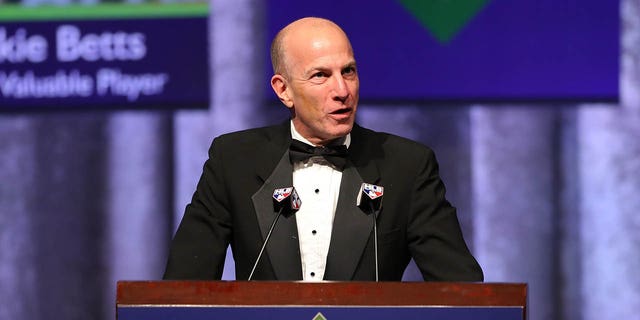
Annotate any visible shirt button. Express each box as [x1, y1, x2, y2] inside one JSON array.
[[310, 272, 316, 277], [314, 188, 320, 194], [312, 230, 317, 235]]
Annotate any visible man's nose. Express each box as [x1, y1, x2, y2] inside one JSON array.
[[332, 75, 349, 102]]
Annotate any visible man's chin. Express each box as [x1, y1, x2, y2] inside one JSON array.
[[328, 124, 353, 139]]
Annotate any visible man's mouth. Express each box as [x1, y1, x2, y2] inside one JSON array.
[[330, 108, 351, 115]]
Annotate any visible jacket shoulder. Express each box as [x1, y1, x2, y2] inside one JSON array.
[[215, 123, 285, 144], [354, 125, 435, 157]]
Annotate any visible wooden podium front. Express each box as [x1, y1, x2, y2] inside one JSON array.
[[117, 281, 527, 320]]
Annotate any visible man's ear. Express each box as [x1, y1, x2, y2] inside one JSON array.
[[271, 74, 294, 108]]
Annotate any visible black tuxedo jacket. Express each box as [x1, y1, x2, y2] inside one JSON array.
[[164, 121, 483, 281]]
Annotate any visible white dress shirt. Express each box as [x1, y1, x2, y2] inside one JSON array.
[[290, 122, 350, 281]]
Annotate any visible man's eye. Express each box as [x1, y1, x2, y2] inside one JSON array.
[[343, 67, 356, 75], [312, 72, 326, 78]]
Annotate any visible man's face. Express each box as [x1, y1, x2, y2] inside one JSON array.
[[273, 24, 359, 145]]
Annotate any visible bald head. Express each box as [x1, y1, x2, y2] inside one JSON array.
[[270, 17, 353, 77], [268, 17, 359, 145]]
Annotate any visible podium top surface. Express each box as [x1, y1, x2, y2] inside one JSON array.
[[117, 281, 526, 307]]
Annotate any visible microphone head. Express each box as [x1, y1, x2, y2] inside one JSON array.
[[357, 183, 384, 213], [272, 187, 302, 211]]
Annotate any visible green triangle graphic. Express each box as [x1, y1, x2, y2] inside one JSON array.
[[398, 0, 490, 44], [312, 312, 328, 320]]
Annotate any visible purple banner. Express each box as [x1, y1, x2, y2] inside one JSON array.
[[266, 0, 619, 102], [1, 17, 209, 110], [118, 306, 524, 320]]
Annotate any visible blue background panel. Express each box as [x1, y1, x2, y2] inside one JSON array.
[[266, 0, 619, 102]]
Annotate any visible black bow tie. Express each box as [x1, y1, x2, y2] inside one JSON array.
[[289, 139, 348, 169]]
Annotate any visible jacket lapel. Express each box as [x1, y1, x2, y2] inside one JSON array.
[[250, 122, 303, 280], [324, 124, 381, 280]]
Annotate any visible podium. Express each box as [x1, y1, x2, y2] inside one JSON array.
[[117, 281, 527, 320]]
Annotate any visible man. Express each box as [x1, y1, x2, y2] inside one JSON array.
[[163, 17, 483, 281]]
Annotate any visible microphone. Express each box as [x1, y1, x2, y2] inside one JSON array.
[[357, 183, 384, 281], [248, 187, 301, 280]]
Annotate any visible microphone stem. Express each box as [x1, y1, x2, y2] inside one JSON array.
[[248, 206, 285, 280], [369, 202, 379, 282]]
